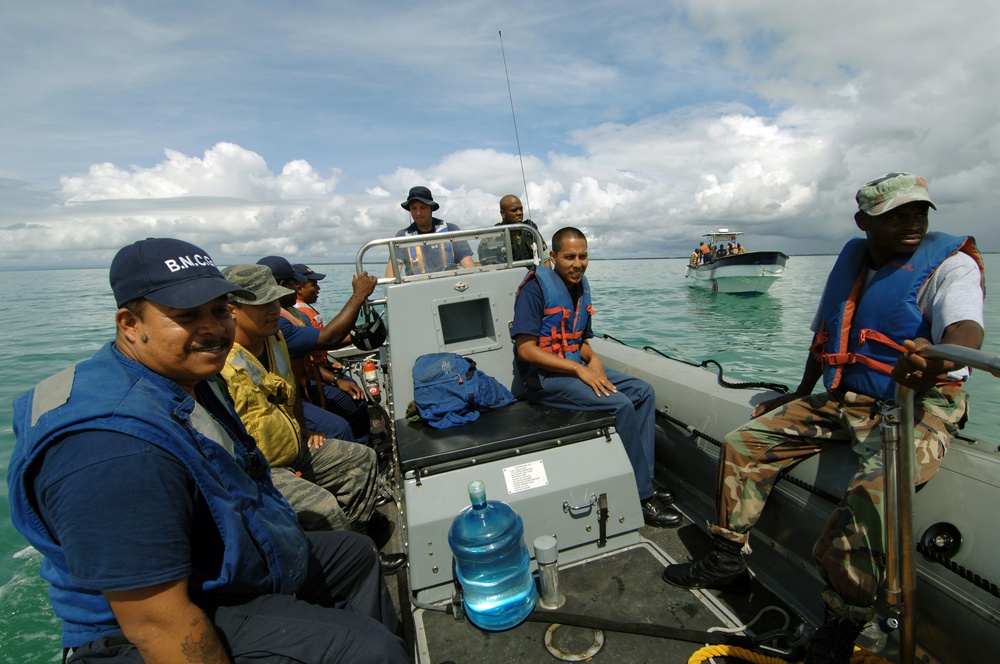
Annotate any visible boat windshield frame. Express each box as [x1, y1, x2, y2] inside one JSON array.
[[701, 229, 745, 244], [357, 223, 545, 284]]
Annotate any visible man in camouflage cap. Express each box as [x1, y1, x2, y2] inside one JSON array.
[[220, 264, 405, 574], [663, 173, 985, 664]]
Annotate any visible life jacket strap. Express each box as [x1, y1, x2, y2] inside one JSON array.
[[857, 328, 907, 353], [819, 351, 894, 375]]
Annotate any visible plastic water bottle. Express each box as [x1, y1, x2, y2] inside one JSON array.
[[448, 480, 537, 630], [856, 617, 898, 653]]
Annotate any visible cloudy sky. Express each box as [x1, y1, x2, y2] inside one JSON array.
[[1, 1, 997, 269]]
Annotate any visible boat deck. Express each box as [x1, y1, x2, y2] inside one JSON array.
[[380, 497, 825, 663]]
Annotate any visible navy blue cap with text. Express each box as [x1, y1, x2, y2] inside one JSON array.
[[110, 237, 255, 308]]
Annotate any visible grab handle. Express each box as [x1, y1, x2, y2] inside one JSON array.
[[563, 494, 598, 514]]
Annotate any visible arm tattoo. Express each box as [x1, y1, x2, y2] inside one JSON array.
[[181, 616, 226, 663]]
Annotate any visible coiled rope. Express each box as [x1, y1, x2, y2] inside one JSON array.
[[687, 645, 891, 664]]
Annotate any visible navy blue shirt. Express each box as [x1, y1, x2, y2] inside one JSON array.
[[278, 318, 321, 358], [35, 430, 197, 591], [511, 277, 593, 342], [31, 382, 236, 594], [511, 276, 593, 386]]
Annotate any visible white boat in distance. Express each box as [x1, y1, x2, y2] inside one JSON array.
[[685, 229, 788, 294]]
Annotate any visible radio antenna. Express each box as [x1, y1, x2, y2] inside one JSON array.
[[499, 30, 531, 220]]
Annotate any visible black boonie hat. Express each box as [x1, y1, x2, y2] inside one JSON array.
[[401, 186, 439, 211]]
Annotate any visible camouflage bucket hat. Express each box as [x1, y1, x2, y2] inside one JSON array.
[[856, 172, 937, 216], [221, 264, 295, 305]]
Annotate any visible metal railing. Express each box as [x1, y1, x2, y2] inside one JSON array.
[[882, 344, 1000, 662], [355, 224, 546, 284]]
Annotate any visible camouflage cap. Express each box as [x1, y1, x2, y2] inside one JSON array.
[[856, 172, 937, 216], [221, 264, 295, 305]]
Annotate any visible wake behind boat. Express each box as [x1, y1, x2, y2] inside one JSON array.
[[686, 229, 789, 294], [351, 224, 999, 664]]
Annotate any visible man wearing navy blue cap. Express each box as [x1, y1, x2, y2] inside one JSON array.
[[257, 255, 376, 443], [258, 254, 377, 353], [291, 263, 372, 442], [385, 185, 475, 276], [292, 262, 327, 327], [8, 238, 407, 663]]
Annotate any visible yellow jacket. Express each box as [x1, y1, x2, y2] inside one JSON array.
[[221, 333, 302, 467]]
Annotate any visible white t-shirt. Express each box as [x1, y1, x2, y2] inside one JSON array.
[[811, 251, 984, 380]]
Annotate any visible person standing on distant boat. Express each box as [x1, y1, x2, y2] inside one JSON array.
[[478, 194, 548, 265], [511, 227, 683, 528], [662, 173, 985, 664], [699, 241, 712, 264], [385, 185, 475, 276], [7, 238, 407, 663]]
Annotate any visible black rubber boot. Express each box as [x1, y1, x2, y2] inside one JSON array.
[[661, 534, 751, 594], [803, 613, 864, 664]]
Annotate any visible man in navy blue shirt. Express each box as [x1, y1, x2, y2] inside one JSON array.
[[8, 238, 407, 663], [511, 227, 681, 528], [258, 254, 376, 443], [385, 185, 475, 276]]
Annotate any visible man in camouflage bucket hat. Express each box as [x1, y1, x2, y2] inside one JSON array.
[[662, 173, 985, 664], [220, 265, 406, 574]]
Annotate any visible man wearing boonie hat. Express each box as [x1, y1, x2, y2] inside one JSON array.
[[663, 173, 985, 664], [385, 185, 475, 276], [220, 265, 405, 574], [8, 238, 407, 662]]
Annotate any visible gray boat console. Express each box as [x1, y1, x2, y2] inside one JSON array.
[[357, 226, 644, 604]]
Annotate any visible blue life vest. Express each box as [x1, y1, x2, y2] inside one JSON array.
[[519, 266, 594, 363], [404, 219, 455, 274], [8, 342, 309, 647], [814, 232, 981, 400]]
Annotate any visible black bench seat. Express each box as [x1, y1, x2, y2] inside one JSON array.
[[396, 400, 615, 476]]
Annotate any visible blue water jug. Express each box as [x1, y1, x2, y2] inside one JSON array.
[[448, 480, 538, 630]]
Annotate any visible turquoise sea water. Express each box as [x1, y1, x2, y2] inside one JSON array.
[[2, 255, 997, 661]]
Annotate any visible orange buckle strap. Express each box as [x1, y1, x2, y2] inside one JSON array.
[[857, 329, 906, 352], [820, 352, 854, 366]]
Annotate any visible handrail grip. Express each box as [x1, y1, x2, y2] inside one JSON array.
[[919, 344, 1000, 377]]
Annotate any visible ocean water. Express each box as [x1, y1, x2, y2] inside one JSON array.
[[1, 255, 997, 660]]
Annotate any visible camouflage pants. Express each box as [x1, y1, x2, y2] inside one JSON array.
[[710, 387, 968, 621], [270, 437, 378, 532]]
